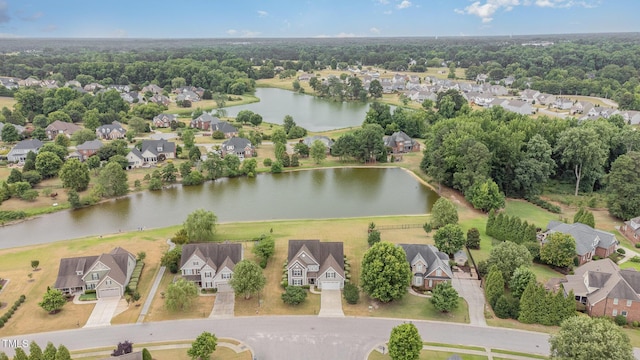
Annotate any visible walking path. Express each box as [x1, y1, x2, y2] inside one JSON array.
[[137, 239, 175, 323]]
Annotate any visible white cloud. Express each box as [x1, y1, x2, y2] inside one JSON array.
[[370, 27, 381, 34], [377, 0, 390, 4], [226, 29, 237, 36], [18, 11, 43, 21], [397, 0, 412, 9], [455, 0, 598, 22], [257, 10, 268, 17]]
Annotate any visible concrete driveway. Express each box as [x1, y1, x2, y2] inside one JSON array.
[[84, 297, 121, 328], [210, 288, 235, 318], [451, 272, 486, 327], [318, 289, 344, 317]]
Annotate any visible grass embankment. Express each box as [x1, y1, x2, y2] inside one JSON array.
[[73, 341, 251, 360], [165, 94, 260, 115]]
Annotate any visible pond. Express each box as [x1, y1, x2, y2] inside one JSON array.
[[0, 168, 438, 249], [223, 87, 376, 132]]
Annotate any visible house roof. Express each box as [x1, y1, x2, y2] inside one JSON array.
[[128, 148, 143, 161], [11, 139, 43, 150], [0, 122, 26, 134], [46, 120, 81, 133], [54, 247, 134, 290], [180, 243, 243, 272], [212, 121, 238, 134], [77, 140, 104, 151], [287, 240, 345, 277], [222, 137, 252, 151], [563, 259, 640, 305], [399, 244, 453, 279], [303, 135, 334, 148], [383, 131, 416, 148], [153, 113, 177, 122], [140, 139, 176, 155], [97, 121, 125, 133], [546, 221, 617, 256]]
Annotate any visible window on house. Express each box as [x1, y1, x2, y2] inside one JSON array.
[[622, 311, 628, 317], [293, 269, 302, 277], [416, 264, 423, 272], [204, 272, 212, 278], [326, 272, 336, 278], [614, 298, 619, 305], [293, 279, 303, 286], [105, 279, 112, 285], [222, 273, 231, 279], [436, 269, 442, 277], [627, 300, 633, 307], [613, 309, 618, 316], [91, 273, 99, 280], [193, 261, 199, 266]]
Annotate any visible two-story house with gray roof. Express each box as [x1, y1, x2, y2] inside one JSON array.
[[562, 258, 640, 322], [543, 221, 617, 265], [180, 243, 243, 290], [221, 137, 255, 158], [76, 140, 103, 161], [7, 139, 43, 162], [54, 247, 136, 298], [622, 216, 640, 244], [383, 131, 420, 154], [400, 244, 453, 290], [96, 121, 126, 140], [126, 139, 175, 168], [152, 113, 177, 128], [287, 240, 345, 290]]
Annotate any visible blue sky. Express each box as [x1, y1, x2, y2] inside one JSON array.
[[1, 0, 637, 38]]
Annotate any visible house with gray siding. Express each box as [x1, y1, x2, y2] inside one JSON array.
[[287, 240, 345, 290], [180, 243, 243, 290]]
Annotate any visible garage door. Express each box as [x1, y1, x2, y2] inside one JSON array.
[[321, 281, 341, 290], [98, 288, 121, 298]]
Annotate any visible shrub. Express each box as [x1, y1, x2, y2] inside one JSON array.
[[630, 256, 640, 263], [614, 314, 628, 326], [259, 258, 267, 269], [524, 195, 561, 213], [281, 286, 307, 305], [343, 282, 360, 304], [263, 158, 272, 167], [617, 248, 626, 255], [635, 243, 640, 249], [0, 319, 4, 327]]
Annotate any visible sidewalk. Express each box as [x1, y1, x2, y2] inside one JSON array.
[[136, 239, 175, 323]]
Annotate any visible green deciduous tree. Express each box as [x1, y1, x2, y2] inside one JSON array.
[[161, 246, 182, 273], [540, 233, 576, 268], [430, 281, 459, 312], [509, 266, 537, 299], [97, 161, 128, 197], [607, 151, 640, 220], [310, 140, 327, 164], [466, 227, 481, 250], [39, 287, 66, 314], [549, 316, 634, 360], [165, 278, 199, 312], [367, 229, 381, 246], [182, 128, 195, 149], [59, 158, 90, 191], [252, 235, 275, 267], [1, 123, 20, 142], [71, 129, 97, 144], [465, 179, 505, 212], [343, 282, 360, 304], [556, 127, 608, 196], [361, 242, 411, 303], [35, 152, 63, 178], [187, 331, 217, 360], [433, 224, 465, 256], [486, 241, 532, 281], [229, 260, 266, 300], [281, 286, 307, 305], [183, 209, 217, 242], [430, 198, 458, 229], [388, 323, 422, 360]]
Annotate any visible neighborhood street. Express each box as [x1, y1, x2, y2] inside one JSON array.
[[0, 316, 554, 359]]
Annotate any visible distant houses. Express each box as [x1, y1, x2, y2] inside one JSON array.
[[96, 121, 126, 140], [7, 139, 43, 162]]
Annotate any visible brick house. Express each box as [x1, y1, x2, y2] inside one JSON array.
[[543, 221, 617, 265], [76, 140, 103, 161], [621, 217, 640, 245], [221, 137, 255, 158], [45, 120, 81, 140], [96, 121, 126, 140], [399, 244, 453, 290]]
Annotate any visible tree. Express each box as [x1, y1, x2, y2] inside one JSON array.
[[433, 224, 465, 256], [86, 155, 101, 173], [388, 323, 422, 360], [39, 287, 66, 314], [281, 286, 307, 305], [161, 246, 182, 273], [486, 241, 532, 282], [229, 260, 266, 300], [43, 342, 57, 360], [465, 179, 505, 212], [556, 127, 608, 196], [29, 340, 43, 360], [7, 168, 22, 183], [310, 140, 327, 164], [97, 161, 128, 197], [574, 208, 595, 228], [1, 123, 20, 142], [236, 110, 254, 125], [182, 128, 195, 149], [549, 316, 634, 360], [540, 232, 576, 268], [13, 348, 28, 360], [187, 331, 217, 360], [54, 345, 71, 360], [484, 265, 505, 308], [270, 160, 283, 173], [466, 227, 481, 250], [59, 159, 90, 191], [0, 353, 7, 360], [509, 266, 536, 299], [189, 146, 202, 162], [165, 278, 199, 311], [367, 229, 381, 246], [109, 154, 129, 170], [294, 143, 309, 157], [142, 348, 152, 360], [241, 158, 257, 177], [361, 242, 411, 303], [514, 134, 556, 196], [607, 152, 640, 220], [343, 282, 360, 304], [430, 198, 458, 229], [183, 209, 217, 242], [71, 129, 97, 144], [31, 260, 40, 270], [430, 281, 459, 312], [271, 128, 287, 145], [252, 235, 275, 267], [128, 116, 148, 134], [54, 134, 70, 148], [369, 79, 383, 98], [35, 152, 63, 178], [249, 113, 263, 127]]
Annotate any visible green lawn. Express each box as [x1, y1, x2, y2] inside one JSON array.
[[503, 199, 561, 229], [620, 261, 640, 271], [370, 351, 487, 360], [370, 296, 469, 323]]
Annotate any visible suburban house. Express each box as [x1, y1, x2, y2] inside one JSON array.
[[383, 131, 420, 153], [45, 120, 81, 140], [621, 217, 640, 244], [399, 244, 453, 290], [221, 137, 255, 158], [519, 89, 540, 103], [536, 93, 556, 106], [491, 99, 534, 115], [553, 98, 574, 110], [0, 122, 26, 135], [287, 240, 345, 290], [7, 139, 43, 162], [96, 121, 126, 140], [561, 258, 640, 322], [152, 113, 178, 128], [141, 84, 163, 95], [53, 247, 137, 298], [303, 135, 334, 153], [149, 94, 170, 106], [76, 140, 103, 160], [543, 221, 617, 265], [211, 121, 239, 138], [179, 243, 243, 290], [190, 113, 220, 131], [126, 139, 175, 168], [176, 91, 200, 103]]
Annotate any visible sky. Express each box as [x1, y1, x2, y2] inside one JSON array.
[[0, 0, 638, 38]]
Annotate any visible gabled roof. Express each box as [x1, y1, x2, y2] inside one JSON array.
[[46, 120, 81, 133], [140, 139, 175, 155], [11, 139, 43, 150], [287, 240, 345, 277], [180, 243, 242, 271], [546, 221, 617, 256], [54, 247, 134, 290], [383, 131, 416, 148], [97, 121, 125, 133], [77, 140, 104, 151], [563, 259, 640, 305], [212, 121, 237, 134], [399, 244, 453, 279], [303, 135, 334, 148], [222, 137, 252, 150], [128, 148, 143, 160]]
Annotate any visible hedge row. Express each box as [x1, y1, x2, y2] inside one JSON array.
[[127, 262, 145, 293], [525, 195, 562, 214], [0, 295, 26, 328]]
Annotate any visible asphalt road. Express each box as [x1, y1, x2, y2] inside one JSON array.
[[1, 316, 552, 359]]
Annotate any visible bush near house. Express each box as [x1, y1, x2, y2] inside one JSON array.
[[0, 295, 26, 328], [127, 262, 145, 293]]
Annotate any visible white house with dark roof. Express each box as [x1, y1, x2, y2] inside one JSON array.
[[399, 244, 453, 290], [180, 243, 243, 290], [54, 247, 136, 298], [221, 137, 255, 158], [126, 139, 175, 168], [7, 139, 43, 162], [543, 221, 617, 265], [287, 240, 345, 290]]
